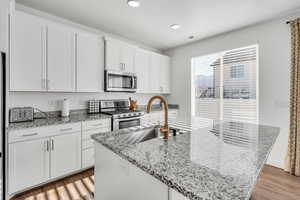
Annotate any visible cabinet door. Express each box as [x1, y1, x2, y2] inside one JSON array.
[[10, 11, 47, 91], [135, 49, 150, 93], [150, 53, 161, 93], [0, 0, 9, 52], [50, 132, 81, 179], [105, 39, 122, 71], [120, 44, 135, 73], [160, 55, 171, 93], [9, 138, 50, 194], [77, 32, 104, 92], [47, 23, 76, 92]]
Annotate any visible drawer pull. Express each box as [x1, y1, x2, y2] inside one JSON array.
[[45, 140, 49, 152], [22, 133, 38, 137], [92, 123, 103, 126], [60, 128, 72, 132], [51, 139, 54, 150]]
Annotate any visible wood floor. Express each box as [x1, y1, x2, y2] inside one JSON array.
[[11, 165, 300, 200], [11, 169, 95, 200]]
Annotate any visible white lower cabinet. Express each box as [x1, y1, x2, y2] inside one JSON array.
[[95, 143, 169, 200], [169, 188, 189, 200], [81, 119, 111, 168], [8, 138, 50, 194], [82, 148, 95, 169], [8, 123, 83, 194], [50, 133, 81, 179]]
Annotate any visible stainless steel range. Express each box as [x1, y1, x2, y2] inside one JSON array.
[[100, 100, 144, 131]]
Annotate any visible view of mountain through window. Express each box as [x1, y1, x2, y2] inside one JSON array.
[[191, 45, 258, 124]]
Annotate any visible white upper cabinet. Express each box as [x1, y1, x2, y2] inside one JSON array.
[[135, 49, 172, 94], [149, 53, 161, 93], [135, 49, 151, 93], [120, 43, 136, 73], [0, 0, 9, 52], [47, 23, 76, 92], [76, 32, 104, 92], [160, 55, 171, 93], [10, 11, 47, 91], [105, 37, 136, 73]]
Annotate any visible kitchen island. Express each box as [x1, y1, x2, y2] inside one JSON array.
[[91, 121, 279, 200]]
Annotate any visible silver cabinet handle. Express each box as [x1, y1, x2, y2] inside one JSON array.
[[51, 139, 54, 151], [60, 128, 72, 132], [22, 133, 38, 137], [45, 140, 49, 152], [120, 63, 123, 70]]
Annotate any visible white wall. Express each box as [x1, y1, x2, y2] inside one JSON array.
[[165, 13, 298, 168]]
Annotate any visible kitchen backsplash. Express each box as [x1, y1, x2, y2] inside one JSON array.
[[9, 92, 168, 112]]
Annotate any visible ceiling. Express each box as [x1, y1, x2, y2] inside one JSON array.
[[16, 0, 300, 50]]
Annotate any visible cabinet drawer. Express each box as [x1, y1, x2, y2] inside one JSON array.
[[82, 127, 111, 140], [9, 122, 81, 143], [82, 139, 94, 149], [82, 119, 111, 131], [82, 148, 94, 168]]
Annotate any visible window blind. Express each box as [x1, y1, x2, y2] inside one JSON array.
[[192, 45, 258, 124]]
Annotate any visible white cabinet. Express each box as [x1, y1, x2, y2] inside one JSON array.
[[9, 138, 50, 193], [95, 142, 169, 200], [10, 11, 47, 91], [135, 49, 151, 93], [105, 37, 136, 72], [135, 49, 171, 94], [160, 55, 171, 93], [169, 188, 189, 200], [47, 23, 76, 92], [8, 123, 82, 194], [76, 32, 104, 92], [81, 119, 111, 168], [0, 0, 9, 52], [120, 43, 136, 72], [149, 53, 162, 93], [50, 132, 81, 178]]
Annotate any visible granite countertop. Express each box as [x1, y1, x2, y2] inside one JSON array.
[[8, 104, 179, 131], [91, 121, 279, 200], [9, 113, 112, 131]]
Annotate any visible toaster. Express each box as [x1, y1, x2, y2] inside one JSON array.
[[9, 107, 34, 123]]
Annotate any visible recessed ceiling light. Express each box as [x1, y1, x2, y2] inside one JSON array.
[[170, 24, 180, 30], [127, 0, 140, 7]]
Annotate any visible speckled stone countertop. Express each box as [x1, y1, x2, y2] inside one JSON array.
[[9, 113, 111, 131], [8, 105, 179, 131], [91, 121, 279, 200]]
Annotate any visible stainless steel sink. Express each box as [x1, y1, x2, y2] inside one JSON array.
[[118, 127, 162, 145]]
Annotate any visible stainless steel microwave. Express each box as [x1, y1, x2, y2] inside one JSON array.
[[104, 70, 137, 92]]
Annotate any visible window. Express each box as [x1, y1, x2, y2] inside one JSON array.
[[231, 65, 244, 78], [191, 45, 258, 124]]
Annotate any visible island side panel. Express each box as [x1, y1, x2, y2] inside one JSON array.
[[94, 142, 169, 200], [169, 188, 189, 200]]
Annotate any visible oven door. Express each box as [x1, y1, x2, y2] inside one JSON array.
[[114, 116, 141, 131], [105, 70, 137, 92]]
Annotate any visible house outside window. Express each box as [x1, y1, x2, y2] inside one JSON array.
[[231, 65, 245, 79]]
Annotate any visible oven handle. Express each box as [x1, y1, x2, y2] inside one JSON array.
[[132, 76, 135, 89], [117, 116, 141, 122]]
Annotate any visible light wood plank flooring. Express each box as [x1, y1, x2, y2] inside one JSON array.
[[11, 165, 300, 200], [11, 169, 95, 200]]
